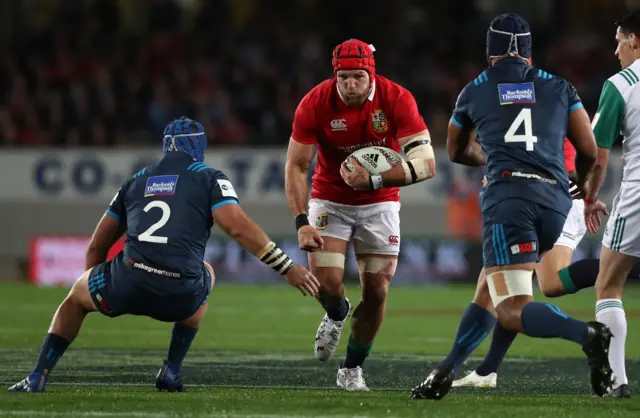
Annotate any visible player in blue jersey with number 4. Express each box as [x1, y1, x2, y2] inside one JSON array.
[[411, 14, 613, 400], [9, 117, 319, 393]]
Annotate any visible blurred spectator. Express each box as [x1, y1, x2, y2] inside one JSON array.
[[0, 0, 630, 148]]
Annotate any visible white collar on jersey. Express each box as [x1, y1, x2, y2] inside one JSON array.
[[336, 80, 376, 104]]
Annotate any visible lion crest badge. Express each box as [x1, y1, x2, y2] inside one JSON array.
[[371, 109, 388, 134]]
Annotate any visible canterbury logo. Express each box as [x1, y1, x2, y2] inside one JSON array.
[[361, 153, 379, 167]]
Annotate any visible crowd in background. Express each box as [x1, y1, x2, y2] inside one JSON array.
[[0, 0, 630, 147]]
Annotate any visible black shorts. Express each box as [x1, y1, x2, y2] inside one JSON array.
[[88, 253, 212, 322]]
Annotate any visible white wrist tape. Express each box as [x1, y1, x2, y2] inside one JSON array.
[[257, 242, 294, 275], [371, 175, 383, 190], [401, 135, 435, 184]]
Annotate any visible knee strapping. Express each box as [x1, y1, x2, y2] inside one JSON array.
[[487, 270, 533, 307], [313, 252, 346, 269], [356, 257, 398, 276]]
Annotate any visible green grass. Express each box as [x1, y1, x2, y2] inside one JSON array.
[[0, 282, 639, 417]]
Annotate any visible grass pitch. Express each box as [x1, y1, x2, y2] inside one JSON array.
[[0, 282, 639, 417]]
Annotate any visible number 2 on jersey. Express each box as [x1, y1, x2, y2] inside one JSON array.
[[505, 108, 537, 151], [138, 201, 171, 244]]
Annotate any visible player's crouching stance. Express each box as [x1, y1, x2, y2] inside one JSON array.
[[411, 14, 613, 400], [285, 39, 435, 391], [9, 117, 319, 393]]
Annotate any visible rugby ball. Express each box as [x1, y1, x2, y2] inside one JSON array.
[[346, 146, 404, 175]]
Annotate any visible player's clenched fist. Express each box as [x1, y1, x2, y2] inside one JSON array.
[[284, 264, 320, 296], [298, 224, 324, 252]]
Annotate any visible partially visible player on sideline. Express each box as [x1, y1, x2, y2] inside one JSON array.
[[285, 39, 436, 390], [581, 10, 640, 398], [411, 13, 613, 400], [9, 117, 319, 393]]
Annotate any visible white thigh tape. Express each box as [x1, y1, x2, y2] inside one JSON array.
[[356, 257, 398, 276], [487, 270, 533, 307], [313, 252, 346, 269]]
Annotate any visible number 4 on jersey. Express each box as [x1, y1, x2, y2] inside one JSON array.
[[505, 108, 537, 151]]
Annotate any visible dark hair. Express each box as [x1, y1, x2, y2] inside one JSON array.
[[616, 11, 640, 36]]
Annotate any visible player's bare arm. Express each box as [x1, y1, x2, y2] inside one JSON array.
[[85, 214, 125, 270], [566, 106, 598, 191], [213, 203, 320, 296], [285, 138, 324, 251], [447, 122, 485, 166]]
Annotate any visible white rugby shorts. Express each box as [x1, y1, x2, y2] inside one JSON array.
[[603, 181, 640, 257], [554, 199, 587, 251], [308, 198, 401, 255]]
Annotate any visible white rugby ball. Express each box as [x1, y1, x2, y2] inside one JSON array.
[[346, 146, 404, 174]]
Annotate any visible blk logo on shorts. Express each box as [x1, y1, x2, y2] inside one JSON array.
[[388, 235, 399, 245], [510, 241, 537, 255]]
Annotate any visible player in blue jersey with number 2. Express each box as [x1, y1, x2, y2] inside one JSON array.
[[9, 117, 319, 393], [411, 14, 613, 400]]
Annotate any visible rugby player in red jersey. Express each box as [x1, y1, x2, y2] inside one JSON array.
[[284, 39, 436, 390]]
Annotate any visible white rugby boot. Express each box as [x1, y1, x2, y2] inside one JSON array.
[[337, 366, 369, 391], [452, 370, 497, 388], [314, 298, 350, 361]]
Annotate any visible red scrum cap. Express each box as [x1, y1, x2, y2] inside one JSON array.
[[332, 39, 376, 80]]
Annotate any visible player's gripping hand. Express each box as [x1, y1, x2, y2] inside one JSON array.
[[298, 225, 324, 252], [340, 157, 371, 191], [584, 200, 609, 233], [284, 264, 321, 296]]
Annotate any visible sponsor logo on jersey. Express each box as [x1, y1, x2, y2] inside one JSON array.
[[337, 139, 385, 153], [126, 257, 182, 278], [510, 241, 537, 255], [330, 119, 347, 131], [371, 109, 388, 134], [316, 212, 328, 230], [217, 179, 238, 198], [388, 235, 400, 245], [501, 170, 558, 185], [498, 82, 536, 105], [144, 175, 179, 197]]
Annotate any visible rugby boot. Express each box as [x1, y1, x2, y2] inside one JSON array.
[[315, 298, 351, 361], [608, 384, 631, 398], [336, 365, 369, 391], [452, 370, 497, 388], [411, 367, 454, 400], [155, 360, 186, 392], [582, 321, 613, 397], [8, 373, 48, 393]]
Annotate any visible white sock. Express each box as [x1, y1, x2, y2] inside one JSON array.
[[595, 299, 628, 388]]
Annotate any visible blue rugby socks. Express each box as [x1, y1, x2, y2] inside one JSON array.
[[167, 323, 199, 373], [30, 333, 70, 378], [439, 303, 496, 372], [343, 335, 373, 369], [475, 322, 518, 376], [319, 293, 349, 322], [521, 302, 587, 345]]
